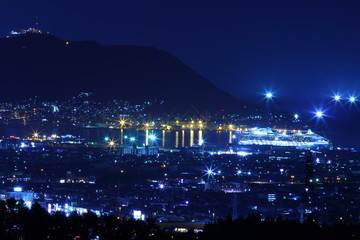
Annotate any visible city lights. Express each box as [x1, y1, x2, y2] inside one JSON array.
[[2, 7, 360, 236]]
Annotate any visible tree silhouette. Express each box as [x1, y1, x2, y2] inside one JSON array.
[[0, 198, 358, 240]]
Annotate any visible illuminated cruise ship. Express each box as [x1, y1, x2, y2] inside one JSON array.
[[235, 127, 329, 148]]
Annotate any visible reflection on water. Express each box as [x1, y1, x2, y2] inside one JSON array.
[[0, 125, 234, 147], [175, 131, 179, 148], [162, 130, 165, 147], [198, 130, 203, 146], [190, 129, 194, 147], [120, 128, 124, 144], [145, 129, 149, 146], [182, 130, 185, 147]]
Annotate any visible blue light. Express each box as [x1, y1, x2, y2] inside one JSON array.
[[334, 95, 341, 101], [294, 113, 299, 120], [204, 165, 217, 180], [315, 111, 323, 118], [149, 135, 156, 141], [349, 96, 356, 103], [265, 92, 273, 99], [130, 137, 136, 142]]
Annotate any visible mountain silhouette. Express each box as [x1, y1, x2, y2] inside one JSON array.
[[0, 30, 261, 115]]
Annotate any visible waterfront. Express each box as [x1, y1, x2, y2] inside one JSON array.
[[0, 124, 335, 149]]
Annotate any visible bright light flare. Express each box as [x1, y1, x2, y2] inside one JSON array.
[[294, 113, 299, 120], [203, 165, 217, 180], [119, 119, 126, 127], [315, 111, 323, 118], [265, 92, 273, 99], [14, 187, 22, 192], [32, 131, 39, 138], [149, 135, 156, 141], [349, 96, 356, 103], [334, 95, 341, 101], [108, 140, 116, 147]]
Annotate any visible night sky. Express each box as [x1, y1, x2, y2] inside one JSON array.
[[1, 0, 360, 145]]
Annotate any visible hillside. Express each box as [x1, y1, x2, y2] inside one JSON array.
[[0, 30, 255, 114]]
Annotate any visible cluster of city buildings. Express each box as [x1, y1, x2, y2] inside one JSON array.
[[0, 133, 358, 228], [0, 93, 358, 231], [0, 92, 299, 130]]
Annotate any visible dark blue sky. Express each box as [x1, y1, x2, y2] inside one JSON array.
[[2, 1, 360, 100], [1, 0, 360, 146]]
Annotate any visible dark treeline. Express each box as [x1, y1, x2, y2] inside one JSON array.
[[0, 198, 359, 240], [202, 214, 360, 240]]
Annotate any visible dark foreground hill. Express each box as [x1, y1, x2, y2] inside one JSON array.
[[0, 31, 254, 114], [1, 199, 359, 240]]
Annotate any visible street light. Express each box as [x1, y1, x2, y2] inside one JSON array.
[[315, 111, 323, 118], [32, 131, 39, 139], [119, 119, 126, 128], [265, 92, 273, 99], [108, 140, 116, 148], [334, 95, 341, 101], [349, 96, 356, 103], [264, 91, 275, 127], [204, 165, 216, 180]]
